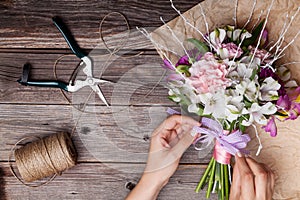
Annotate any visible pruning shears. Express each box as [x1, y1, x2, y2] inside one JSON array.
[[18, 17, 110, 106]]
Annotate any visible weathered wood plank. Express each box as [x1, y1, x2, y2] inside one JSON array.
[[0, 162, 216, 200], [0, 52, 173, 105], [0, 0, 202, 49], [0, 104, 213, 163]]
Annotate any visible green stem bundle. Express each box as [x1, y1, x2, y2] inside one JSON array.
[[195, 157, 231, 200]]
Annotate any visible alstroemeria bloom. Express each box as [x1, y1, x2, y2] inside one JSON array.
[[242, 102, 277, 126], [262, 116, 277, 137], [199, 92, 226, 119], [259, 77, 281, 101], [225, 26, 252, 41], [276, 87, 300, 120], [228, 62, 254, 81], [217, 42, 243, 59], [236, 79, 258, 101], [225, 95, 244, 122], [209, 28, 226, 47]]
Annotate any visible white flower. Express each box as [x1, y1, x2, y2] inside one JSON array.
[[240, 55, 261, 68], [209, 28, 226, 47], [225, 26, 252, 41], [259, 77, 281, 101], [236, 79, 258, 101], [228, 62, 254, 81], [225, 95, 244, 122], [168, 89, 181, 102], [199, 92, 226, 119], [241, 102, 277, 126]]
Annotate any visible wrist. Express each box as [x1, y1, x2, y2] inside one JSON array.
[[140, 172, 167, 191]]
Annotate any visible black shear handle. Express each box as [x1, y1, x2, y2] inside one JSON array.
[[52, 16, 86, 59]]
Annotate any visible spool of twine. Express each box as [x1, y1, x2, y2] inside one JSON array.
[[13, 132, 77, 183]]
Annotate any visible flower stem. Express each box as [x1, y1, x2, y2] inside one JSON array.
[[224, 164, 229, 200], [195, 157, 214, 193], [220, 164, 225, 200], [206, 159, 216, 199]]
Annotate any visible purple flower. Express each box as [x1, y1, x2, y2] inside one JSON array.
[[261, 29, 268, 48], [276, 86, 300, 121], [262, 116, 277, 137], [176, 55, 190, 66], [277, 95, 291, 110], [162, 59, 175, 70], [166, 73, 183, 82]]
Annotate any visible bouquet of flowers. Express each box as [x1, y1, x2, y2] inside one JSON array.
[[137, 0, 300, 199], [160, 19, 300, 200]]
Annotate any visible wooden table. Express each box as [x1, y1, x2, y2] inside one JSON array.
[[0, 1, 217, 199]]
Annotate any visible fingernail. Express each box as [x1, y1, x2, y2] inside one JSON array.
[[236, 151, 243, 157], [190, 128, 198, 137], [244, 154, 251, 158]]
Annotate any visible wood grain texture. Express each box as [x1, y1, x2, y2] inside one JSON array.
[[0, 162, 217, 200], [0, 52, 173, 105], [0, 0, 202, 49], [0, 0, 212, 199], [0, 104, 212, 163]]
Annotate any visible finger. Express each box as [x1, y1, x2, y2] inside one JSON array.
[[245, 157, 268, 198], [230, 160, 241, 199], [261, 163, 275, 196], [163, 115, 200, 131], [235, 155, 255, 199]]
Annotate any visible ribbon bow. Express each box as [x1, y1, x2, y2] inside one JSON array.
[[193, 117, 251, 156], [166, 108, 251, 156]]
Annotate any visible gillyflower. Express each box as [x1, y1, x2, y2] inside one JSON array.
[[187, 53, 231, 94], [217, 42, 243, 59], [248, 45, 272, 63]]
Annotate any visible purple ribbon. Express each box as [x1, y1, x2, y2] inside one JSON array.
[[193, 118, 251, 156], [166, 108, 250, 156]]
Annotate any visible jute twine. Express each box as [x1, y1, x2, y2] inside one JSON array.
[[9, 132, 77, 186]]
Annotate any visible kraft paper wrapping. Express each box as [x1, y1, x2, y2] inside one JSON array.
[[151, 0, 300, 199]]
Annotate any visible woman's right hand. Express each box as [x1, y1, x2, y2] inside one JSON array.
[[230, 155, 275, 200]]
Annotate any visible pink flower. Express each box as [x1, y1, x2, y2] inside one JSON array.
[[248, 45, 271, 63], [262, 116, 277, 137], [187, 52, 230, 94], [217, 42, 243, 59]]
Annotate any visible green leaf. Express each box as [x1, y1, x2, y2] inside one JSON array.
[[242, 19, 265, 47], [250, 67, 258, 81], [229, 120, 237, 132], [238, 116, 247, 132], [187, 38, 209, 54], [197, 106, 204, 116], [176, 65, 191, 77]]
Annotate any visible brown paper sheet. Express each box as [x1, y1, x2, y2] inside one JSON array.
[[151, 0, 300, 199]]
